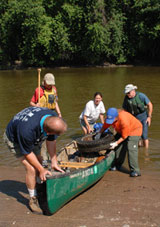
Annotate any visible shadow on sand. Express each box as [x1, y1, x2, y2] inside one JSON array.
[[0, 180, 28, 206]]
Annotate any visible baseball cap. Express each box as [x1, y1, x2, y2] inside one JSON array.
[[43, 73, 55, 85], [106, 108, 118, 124], [124, 84, 137, 94]]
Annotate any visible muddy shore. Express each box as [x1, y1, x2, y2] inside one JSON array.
[[0, 166, 159, 227]]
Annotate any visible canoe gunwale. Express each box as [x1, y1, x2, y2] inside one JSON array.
[[46, 150, 114, 180]]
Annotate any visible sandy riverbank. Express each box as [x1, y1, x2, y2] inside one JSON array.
[[0, 166, 159, 227]]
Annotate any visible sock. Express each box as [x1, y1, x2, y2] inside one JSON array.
[[28, 188, 37, 198]]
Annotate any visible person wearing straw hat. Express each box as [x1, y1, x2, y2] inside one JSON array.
[[30, 73, 62, 165], [122, 84, 153, 149], [30, 73, 62, 118]]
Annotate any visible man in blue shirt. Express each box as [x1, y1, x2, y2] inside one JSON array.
[[4, 107, 67, 214], [122, 84, 153, 148]]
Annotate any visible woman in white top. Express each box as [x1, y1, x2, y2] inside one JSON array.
[[79, 92, 106, 134]]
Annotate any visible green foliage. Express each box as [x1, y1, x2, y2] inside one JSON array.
[[121, 0, 160, 62], [0, 0, 160, 67], [133, 0, 160, 59], [0, 0, 53, 66], [81, 0, 127, 64], [49, 13, 73, 61]]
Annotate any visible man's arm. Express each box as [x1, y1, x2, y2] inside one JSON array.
[[46, 140, 64, 173], [147, 101, 153, 126], [140, 93, 153, 126], [30, 87, 42, 107], [30, 101, 40, 107], [55, 102, 62, 118], [25, 152, 52, 181]]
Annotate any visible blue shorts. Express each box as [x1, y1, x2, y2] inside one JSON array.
[[136, 112, 148, 140], [140, 118, 148, 140]]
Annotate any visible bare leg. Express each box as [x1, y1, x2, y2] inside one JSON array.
[[81, 125, 88, 135], [143, 139, 149, 149], [20, 157, 37, 190], [19, 157, 42, 213], [138, 139, 142, 147]]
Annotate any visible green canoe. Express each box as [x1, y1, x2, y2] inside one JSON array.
[[37, 140, 115, 215]]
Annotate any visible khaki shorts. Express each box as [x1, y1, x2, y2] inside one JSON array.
[[3, 132, 41, 158], [80, 119, 95, 131]]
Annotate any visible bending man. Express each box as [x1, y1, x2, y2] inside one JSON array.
[[97, 108, 142, 177], [4, 107, 67, 214]]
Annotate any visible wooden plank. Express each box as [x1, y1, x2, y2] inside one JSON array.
[[59, 161, 94, 168], [95, 156, 105, 163], [60, 161, 93, 166]]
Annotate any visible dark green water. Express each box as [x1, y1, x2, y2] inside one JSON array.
[[0, 67, 160, 173]]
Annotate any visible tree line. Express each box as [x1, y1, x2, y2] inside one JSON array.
[[0, 0, 160, 69]]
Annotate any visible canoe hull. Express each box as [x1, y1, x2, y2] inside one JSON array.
[[37, 151, 115, 215]]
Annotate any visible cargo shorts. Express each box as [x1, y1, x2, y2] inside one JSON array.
[[3, 132, 41, 158], [80, 119, 95, 131]]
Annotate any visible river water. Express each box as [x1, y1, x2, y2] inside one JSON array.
[[0, 67, 159, 173]]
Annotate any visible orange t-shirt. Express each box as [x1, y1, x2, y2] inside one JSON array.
[[102, 110, 142, 139]]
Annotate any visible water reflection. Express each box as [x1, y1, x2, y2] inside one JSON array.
[[139, 138, 160, 172], [0, 67, 160, 172]]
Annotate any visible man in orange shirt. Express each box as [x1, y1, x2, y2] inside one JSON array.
[[96, 107, 142, 177]]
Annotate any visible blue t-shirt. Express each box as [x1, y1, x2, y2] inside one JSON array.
[[6, 107, 57, 155], [137, 92, 150, 105]]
